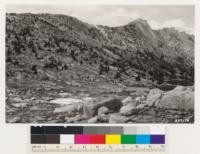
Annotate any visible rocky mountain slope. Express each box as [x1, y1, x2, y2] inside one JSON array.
[[6, 13, 194, 86], [6, 13, 194, 123]]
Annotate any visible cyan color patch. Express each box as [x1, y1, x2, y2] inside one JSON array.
[[136, 135, 150, 144]]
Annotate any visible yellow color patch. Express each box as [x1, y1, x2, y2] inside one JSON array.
[[106, 135, 121, 144]]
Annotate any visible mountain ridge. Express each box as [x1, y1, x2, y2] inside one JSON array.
[[6, 13, 194, 87]]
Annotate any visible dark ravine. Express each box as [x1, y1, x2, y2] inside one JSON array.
[[6, 13, 194, 123]]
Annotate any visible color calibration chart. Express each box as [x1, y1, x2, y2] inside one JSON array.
[[30, 126, 166, 154]]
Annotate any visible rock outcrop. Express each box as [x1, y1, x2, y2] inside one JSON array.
[[146, 88, 163, 106], [158, 86, 194, 110], [120, 105, 137, 116], [83, 97, 122, 117]]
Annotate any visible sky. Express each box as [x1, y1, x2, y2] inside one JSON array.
[[6, 5, 194, 34]]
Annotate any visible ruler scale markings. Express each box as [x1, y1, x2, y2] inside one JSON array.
[[31, 144, 165, 152], [30, 126, 166, 153]]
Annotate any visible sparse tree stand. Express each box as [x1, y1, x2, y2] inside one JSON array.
[[70, 50, 77, 61], [135, 73, 141, 81], [98, 63, 104, 75], [183, 72, 188, 86], [157, 71, 164, 85], [148, 68, 164, 85], [114, 70, 121, 79], [31, 65, 38, 74], [98, 60, 109, 75]]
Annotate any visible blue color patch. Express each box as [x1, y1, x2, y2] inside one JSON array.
[[136, 135, 150, 144]]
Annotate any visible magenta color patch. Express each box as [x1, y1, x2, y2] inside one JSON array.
[[75, 134, 91, 144]]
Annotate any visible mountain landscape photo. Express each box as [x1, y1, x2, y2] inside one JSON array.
[[6, 6, 194, 123]]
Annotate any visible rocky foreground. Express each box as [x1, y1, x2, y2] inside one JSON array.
[[6, 81, 194, 123]]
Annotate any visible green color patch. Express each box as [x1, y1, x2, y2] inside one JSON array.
[[121, 135, 136, 144]]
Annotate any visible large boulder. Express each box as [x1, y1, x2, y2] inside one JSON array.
[[109, 114, 129, 123], [120, 105, 137, 116], [88, 116, 98, 123], [98, 114, 109, 122], [134, 89, 148, 96], [158, 86, 194, 110], [11, 102, 28, 108], [7, 117, 21, 123], [9, 97, 24, 103], [187, 86, 194, 91], [173, 86, 187, 91], [53, 104, 83, 115], [98, 106, 109, 115], [50, 98, 83, 105], [146, 88, 163, 106], [121, 96, 137, 106], [83, 97, 122, 117], [136, 103, 147, 109]]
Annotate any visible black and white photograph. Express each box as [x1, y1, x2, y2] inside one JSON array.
[[5, 5, 194, 123]]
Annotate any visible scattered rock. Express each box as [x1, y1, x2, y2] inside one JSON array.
[[187, 115, 194, 122], [53, 104, 79, 114], [173, 86, 187, 91], [83, 97, 122, 117], [34, 99, 48, 104], [30, 97, 36, 100], [6, 108, 17, 114], [47, 120, 60, 123], [65, 115, 87, 123], [187, 86, 194, 91], [30, 106, 47, 111], [98, 85, 123, 93], [42, 97, 53, 101], [59, 92, 72, 97], [136, 103, 147, 109], [135, 96, 145, 103], [122, 96, 132, 103], [98, 106, 109, 115], [65, 81, 81, 87], [135, 89, 148, 96], [82, 97, 96, 103], [146, 108, 156, 116], [77, 104, 84, 113], [141, 95, 146, 100], [56, 115, 65, 120], [8, 117, 21, 123], [98, 114, 109, 122], [35, 116, 45, 121], [146, 88, 163, 106], [120, 105, 137, 116], [12, 103, 28, 108], [47, 117, 54, 121], [121, 96, 136, 106], [9, 97, 23, 103], [88, 116, 98, 123], [50, 98, 83, 105], [135, 96, 141, 101], [109, 114, 129, 123]]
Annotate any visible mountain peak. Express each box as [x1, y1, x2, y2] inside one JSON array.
[[126, 18, 156, 40], [128, 18, 149, 26]]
